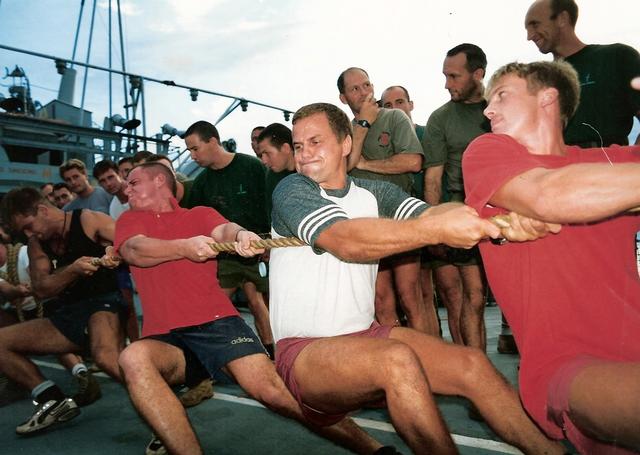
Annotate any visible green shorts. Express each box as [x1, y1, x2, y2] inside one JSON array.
[[431, 245, 482, 268], [217, 255, 269, 293]]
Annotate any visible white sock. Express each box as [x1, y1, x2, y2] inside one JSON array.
[[71, 363, 88, 377]]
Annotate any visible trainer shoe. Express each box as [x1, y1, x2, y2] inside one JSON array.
[[72, 371, 102, 407], [179, 378, 213, 408], [145, 434, 167, 455], [16, 397, 80, 435]]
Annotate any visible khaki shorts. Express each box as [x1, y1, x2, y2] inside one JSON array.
[[217, 255, 269, 293]]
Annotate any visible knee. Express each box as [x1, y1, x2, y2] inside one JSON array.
[[249, 374, 292, 412], [118, 342, 148, 376], [457, 348, 495, 390], [380, 342, 424, 384]]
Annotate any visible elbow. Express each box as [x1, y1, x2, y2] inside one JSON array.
[[408, 156, 422, 173]]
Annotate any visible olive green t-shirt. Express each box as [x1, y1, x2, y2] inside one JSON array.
[[422, 100, 489, 198], [349, 108, 423, 195]]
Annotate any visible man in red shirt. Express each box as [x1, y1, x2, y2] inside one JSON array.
[[463, 60, 640, 453]]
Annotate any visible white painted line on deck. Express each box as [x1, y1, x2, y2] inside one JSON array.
[[35, 359, 523, 454]]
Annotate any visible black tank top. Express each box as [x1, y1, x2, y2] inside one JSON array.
[[52, 210, 118, 301]]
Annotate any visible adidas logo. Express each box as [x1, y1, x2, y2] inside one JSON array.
[[230, 337, 254, 345]]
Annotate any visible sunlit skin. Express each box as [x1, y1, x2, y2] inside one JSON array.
[[524, 0, 561, 55], [53, 187, 75, 208], [257, 138, 295, 173], [12, 207, 57, 241], [443, 53, 484, 103], [381, 87, 413, 118], [339, 69, 375, 115], [184, 134, 222, 169], [124, 167, 168, 212], [62, 168, 92, 197], [292, 113, 351, 190], [96, 168, 124, 195]]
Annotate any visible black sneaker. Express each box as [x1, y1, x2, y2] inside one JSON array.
[[145, 434, 167, 455], [72, 371, 102, 407], [16, 397, 80, 435]]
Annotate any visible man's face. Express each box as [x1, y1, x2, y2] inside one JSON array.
[[96, 168, 123, 195], [185, 134, 216, 168], [257, 138, 291, 172], [53, 188, 74, 208], [250, 128, 263, 155], [40, 184, 55, 204], [339, 69, 374, 114], [124, 167, 157, 211], [292, 112, 350, 189], [12, 206, 51, 240], [381, 87, 413, 118], [62, 168, 90, 195], [525, 0, 561, 55], [484, 74, 540, 141], [443, 53, 481, 103], [118, 162, 133, 180]]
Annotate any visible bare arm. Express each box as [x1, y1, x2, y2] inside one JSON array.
[[346, 125, 368, 171], [491, 163, 640, 223], [424, 165, 444, 205], [355, 153, 423, 174], [0, 281, 30, 301], [27, 237, 97, 300], [315, 203, 500, 262]]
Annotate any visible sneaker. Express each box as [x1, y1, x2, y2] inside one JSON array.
[[72, 371, 102, 407], [145, 434, 167, 455], [16, 397, 80, 435], [179, 378, 213, 408]]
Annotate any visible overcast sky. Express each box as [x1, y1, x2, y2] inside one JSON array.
[[0, 0, 638, 156]]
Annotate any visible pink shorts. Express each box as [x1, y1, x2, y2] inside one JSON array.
[[547, 355, 637, 455], [275, 322, 392, 427]]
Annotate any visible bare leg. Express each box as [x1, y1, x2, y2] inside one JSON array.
[[459, 265, 486, 351], [373, 267, 400, 326], [433, 265, 463, 344], [288, 338, 457, 454], [57, 353, 83, 370], [119, 339, 202, 455], [568, 362, 640, 450], [420, 265, 441, 337], [120, 287, 140, 342], [0, 318, 81, 390], [394, 255, 439, 335], [390, 328, 564, 454], [227, 353, 383, 454], [88, 311, 123, 382], [241, 282, 273, 347]]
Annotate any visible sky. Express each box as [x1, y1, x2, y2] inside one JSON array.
[[0, 0, 638, 158]]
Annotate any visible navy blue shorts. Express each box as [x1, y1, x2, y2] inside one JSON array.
[[115, 264, 134, 290], [48, 291, 125, 349], [148, 316, 267, 387]]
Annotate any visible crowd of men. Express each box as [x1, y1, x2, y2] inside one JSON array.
[[0, 0, 638, 454]]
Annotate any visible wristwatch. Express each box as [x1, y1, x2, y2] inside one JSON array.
[[355, 119, 371, 129]]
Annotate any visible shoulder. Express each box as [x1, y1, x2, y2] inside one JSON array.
[[273, 173, 314, 198], [426, 102, 454, 124]]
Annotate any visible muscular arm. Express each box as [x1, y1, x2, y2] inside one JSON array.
[[80, 210, 116, 245], [0, 281, 30, 300], [27, 237, 83, 300], [346, 125, 368, 171], [355, 153, 423, 174], [424, 165, 444, 205], [491, 163, 640, 223], [315, 203, 500, 262]]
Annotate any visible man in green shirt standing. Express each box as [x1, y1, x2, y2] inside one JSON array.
[[184, 121, 274, 359], [338, 67, 429, 334], [423, 44, 491, 352]]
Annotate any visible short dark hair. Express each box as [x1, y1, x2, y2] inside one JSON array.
[[133, 162, 177, 197], [93, 159, 119, 179], [59, 158, 87, 179], [184, 120, 221, 143], [550, 0, 578, 26], [446, 43, 487, 73], [40, 182, 54, 190], [251, 126, 265, 134], [488, 60, 580, 127], [257, 123, 292, 149], [293, 103, 352, 143], [382, 85, 411, 102], [131, 151, 155, 165], [1, 187, 48, 228], [337, 67, 369, 94], [52, 182, 71, 192], [117, 156, 134, 167]]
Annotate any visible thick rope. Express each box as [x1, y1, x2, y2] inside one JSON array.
[[208, 237, 306, 253]]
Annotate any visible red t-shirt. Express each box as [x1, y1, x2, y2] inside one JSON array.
[[114, 199, 239, 337], [463, 133, 640, 437]]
